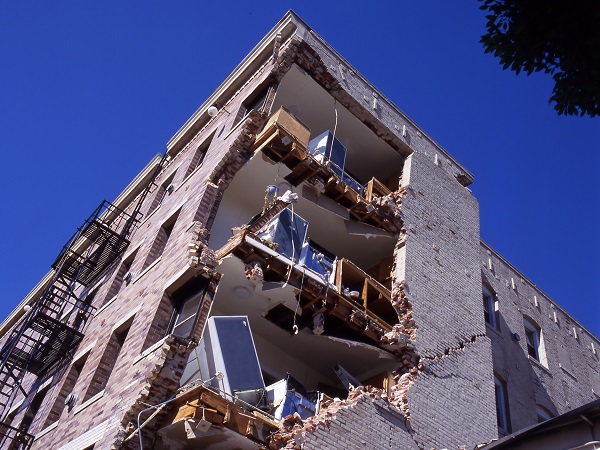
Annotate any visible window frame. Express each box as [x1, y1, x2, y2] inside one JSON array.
[[482, 283, 499, 330], [536, 405, 553, 423], [185, 131, 216, 178], [168, 277, 210, 340], [524, 318, 542, 362], [82, 320, 132, 402], [232, 82, 273, 128], [44, 350, 90, 426], [170, 291, 205, 339], [142, 209, 180, 270], [147, 171, 177, 216], [494, 374, 510, 433], [18, 385, 50, 435]]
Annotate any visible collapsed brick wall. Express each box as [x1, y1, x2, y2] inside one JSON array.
[[111, 338, 192, 450], [268, 35, 498, 448], [270, 388, 419, 450], [395, 151, 498, 447]]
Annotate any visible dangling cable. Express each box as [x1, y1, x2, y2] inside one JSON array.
[[329, 100, 339, 171], [281, 201, 296, 289], [291, 269, 305, 335]]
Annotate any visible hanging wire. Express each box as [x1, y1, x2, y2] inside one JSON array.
[[281, 201, 297, 289], [329, 100, 339, 171], [291, 269, 305, 335]]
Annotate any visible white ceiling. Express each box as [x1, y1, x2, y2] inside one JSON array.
[[271, 64, 405, 183], [209, 153, 396, 270], [211, 256, 397, 390]]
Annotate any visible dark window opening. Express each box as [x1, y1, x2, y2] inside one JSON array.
[[185, 131, 216, 178], [169, 277, 209, 339], [147, 172, 177, 216], [44, 352, 89, 426], [143, 210, 179, 269], [102, 250, 138, 306], [18, 386, 49, 436], [483, 283, 499, 330], [232, 83, 272, 128], [494, 374, 510, 432], [524, 318, 541, 361], [83, 323, 131, 402]]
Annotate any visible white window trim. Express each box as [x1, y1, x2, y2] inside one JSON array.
[[524, 319, 541, 361], [483, 285, 499, 329], [494, 375, 509, 432], [72, 341, 96, 363], [73, 389, 105, 415], [111, 307, 139, 333], [94, 294, 119, 316], [132, 336, 170, 366], [35, 420, 59, 440], [132, 256, 162, 284]]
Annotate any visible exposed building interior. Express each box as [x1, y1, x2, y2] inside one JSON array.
[[155, 64, 408, 449]]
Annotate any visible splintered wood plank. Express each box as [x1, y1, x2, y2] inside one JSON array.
[[215, 233, 245, 260]]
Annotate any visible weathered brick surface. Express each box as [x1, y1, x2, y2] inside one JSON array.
[[390, 149, 497, 447], [20, 59, 275, 449], [283, 394, 419, 450], [408, 339, 497, 448]]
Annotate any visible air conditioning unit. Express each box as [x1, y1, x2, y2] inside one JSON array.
[[64, 392, 78, 410], [308, 130, 347, 178], [267, 374, 318, 420], [195, 316, 266, 409], [257, 208, 308, 262], [124, 271, 133, 284]]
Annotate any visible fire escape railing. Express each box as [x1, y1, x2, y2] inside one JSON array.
[[0, 154, 167, 448]]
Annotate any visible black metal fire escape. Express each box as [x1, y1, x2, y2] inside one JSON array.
[[0, 155, 166, 449]]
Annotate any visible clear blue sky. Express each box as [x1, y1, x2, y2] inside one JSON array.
[[1, 2, 598, 337]]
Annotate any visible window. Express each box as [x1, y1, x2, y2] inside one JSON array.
[[482, 283, 499, 330], [44, 352, 89, 426], [524, 318, 542, 361], [18, 386, 49, 435], [142, 210, 179, 269], [83, 322, 131, 402], [140, 293, 173, 352], [494, 375, 510, 432], [147, 172, 176, 216], [232, 83, 272, 128], [536, 405, 553, 423], [169, 277, 209, 339], [103, 250, 138, 304], [185, 131, 215, 178]]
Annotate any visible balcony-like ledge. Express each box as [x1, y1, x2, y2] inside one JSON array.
[[216, 227, 408, 350], [158, 385, 278, 447], [34, 421, 59, 440], [73, 389, 105, 415]]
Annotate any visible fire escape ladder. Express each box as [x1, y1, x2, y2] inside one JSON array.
[[0, 154, 168, 446]]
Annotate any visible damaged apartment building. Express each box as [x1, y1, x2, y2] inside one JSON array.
[[0, 11, 599, 450]]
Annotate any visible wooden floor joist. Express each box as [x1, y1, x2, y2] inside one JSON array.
[[215, 232, 398, 346], [165, 385, 278, 445]]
